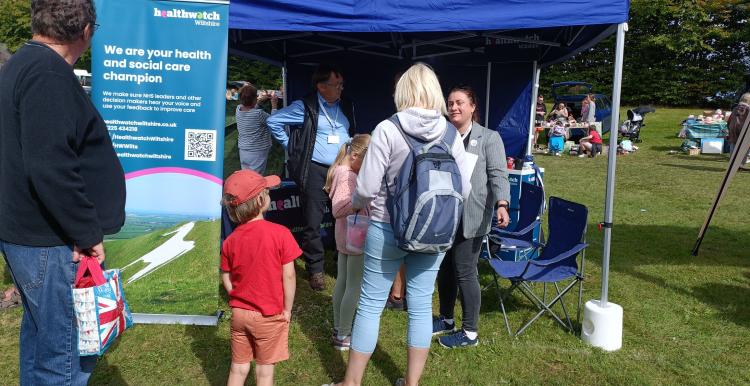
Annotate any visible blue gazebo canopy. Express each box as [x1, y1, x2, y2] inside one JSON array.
[[228, 0, 630, 157]]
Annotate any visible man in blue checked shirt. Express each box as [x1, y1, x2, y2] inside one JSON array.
[[268, 64, 357, 291]]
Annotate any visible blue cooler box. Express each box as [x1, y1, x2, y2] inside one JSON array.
[[498, 167, 544, 261]]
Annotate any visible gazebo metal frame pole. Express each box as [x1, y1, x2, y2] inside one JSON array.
[[526, 61, 540, 157], [485, 62, 492, 128], [601, 22, 626, 306]]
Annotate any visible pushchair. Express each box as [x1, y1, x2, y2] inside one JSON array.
[[619, 106, 655, 143]]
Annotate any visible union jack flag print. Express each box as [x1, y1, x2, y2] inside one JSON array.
[[73, 266, 133, 356]]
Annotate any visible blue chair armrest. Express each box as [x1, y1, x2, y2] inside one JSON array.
[[492, 219, 541, 238], [528, 243, 588, 267]]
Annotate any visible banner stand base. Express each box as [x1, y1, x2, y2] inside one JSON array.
[[133, 310, 223, 326]]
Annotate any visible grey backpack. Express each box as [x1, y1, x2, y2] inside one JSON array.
[[386, 115, 464, 253]]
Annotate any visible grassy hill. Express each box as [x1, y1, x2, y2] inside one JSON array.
[[105, 220, 221, 315]]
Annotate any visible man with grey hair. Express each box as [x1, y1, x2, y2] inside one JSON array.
[[0, 1, 125, 384]]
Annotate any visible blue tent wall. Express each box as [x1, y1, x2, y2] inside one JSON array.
[[285, 57, 489, 134], [284, 59, 533, 157], [489, 64, 534, 158]]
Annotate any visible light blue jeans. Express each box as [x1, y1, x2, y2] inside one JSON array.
[[350, 221, 445, 353], [1, 241, 96, 386]]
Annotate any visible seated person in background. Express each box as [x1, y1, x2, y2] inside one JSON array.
[[548, 118, 568, 156], [579, 125, 603, 158], [548, 102, 569, 120]]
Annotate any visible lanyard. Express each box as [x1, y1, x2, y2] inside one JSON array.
[[319, 99, 340, 135]]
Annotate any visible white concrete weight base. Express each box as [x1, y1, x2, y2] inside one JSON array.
[[581, 300, 623, 351]]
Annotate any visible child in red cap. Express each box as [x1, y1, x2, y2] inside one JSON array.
[[220, 170, 301, 386]]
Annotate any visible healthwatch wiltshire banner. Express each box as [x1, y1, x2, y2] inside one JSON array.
[[92, 0, 228, 315]]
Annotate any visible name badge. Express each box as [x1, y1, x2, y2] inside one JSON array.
[[328, 135, 340, 144]]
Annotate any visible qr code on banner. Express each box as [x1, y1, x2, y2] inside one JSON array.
[[185, 129, 217, 162]]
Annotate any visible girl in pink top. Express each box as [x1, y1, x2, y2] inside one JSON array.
[[323, 134, 370, 351]]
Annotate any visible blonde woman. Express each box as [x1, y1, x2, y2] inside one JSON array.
[[327, 63, 472, 386]]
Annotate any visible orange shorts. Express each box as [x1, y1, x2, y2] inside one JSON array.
[[230, 308, 289, 365]]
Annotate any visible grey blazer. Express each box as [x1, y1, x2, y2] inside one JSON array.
[[461, 122, 511, 238]]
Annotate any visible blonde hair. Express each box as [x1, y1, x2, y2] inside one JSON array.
[[221, 189, 269, 224], [394, 63, 447, 115], [323, 134, 371, 193], [740, 93, 750, 104]]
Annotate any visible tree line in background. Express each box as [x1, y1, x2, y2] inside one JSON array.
[[226, 56, 281, 90], [1, 0, 747, 107], [540, 0, 749, 107]]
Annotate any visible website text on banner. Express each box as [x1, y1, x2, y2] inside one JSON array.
[[91, 0, 228, 315]]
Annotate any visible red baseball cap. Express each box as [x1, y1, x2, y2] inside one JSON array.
[[223, 170, 281, 206]]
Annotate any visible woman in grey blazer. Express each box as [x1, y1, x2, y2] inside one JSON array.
[[433, 85, 511, 348]]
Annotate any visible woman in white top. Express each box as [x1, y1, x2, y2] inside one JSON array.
[[582, 94, 597, 123], [330, 63, 471, 386], [549, 102, 569, 120]]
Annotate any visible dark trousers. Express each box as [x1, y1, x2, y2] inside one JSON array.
[[300, 162, 330, 275], [437, 227, 484, 333]]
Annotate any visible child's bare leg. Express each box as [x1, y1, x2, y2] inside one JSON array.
[[580, 140, 590, 155], [228, 362, 251, 386], [389, 265, 406, 301], [255, 364, 275, 386]]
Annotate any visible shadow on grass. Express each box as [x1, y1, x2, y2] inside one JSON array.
[[477, 221, 750, 334], [673, 154, 730, 162], [295, 258, 402, 384], [370, 342, 402, 382], [650, 145, 682, 152], [90, 341, 128, 385], [186, 324, 231, 386], [478, 261, 584, 336], [616, 267, 750, 328], [609, 224, 750, 328], [293, 261, 347, 382], [657, 162, 728, 173]]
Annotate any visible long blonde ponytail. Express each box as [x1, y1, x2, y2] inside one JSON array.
[[323, 134, 370, 193]]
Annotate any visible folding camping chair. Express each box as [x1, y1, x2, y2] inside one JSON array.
[[488, 196, 588, 337], [480, 182, 545, 291], [487, 182, 545, 252]]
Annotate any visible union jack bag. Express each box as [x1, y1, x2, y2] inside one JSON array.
[[72, 256, 133, 356]]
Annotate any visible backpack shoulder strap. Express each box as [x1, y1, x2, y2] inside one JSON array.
[[387, 114, 418, 153], [443, 121, 458, 148]]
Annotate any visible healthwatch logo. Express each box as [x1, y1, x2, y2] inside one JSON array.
[[153, 8, 221, 27]]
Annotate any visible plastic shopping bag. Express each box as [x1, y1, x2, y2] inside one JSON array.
[[346, 211, 369, 254]]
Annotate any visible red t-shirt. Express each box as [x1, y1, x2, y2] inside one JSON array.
[[220, 219, 301, 315], [590, 130, 602, 144]]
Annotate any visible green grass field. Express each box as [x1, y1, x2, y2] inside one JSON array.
[[1, 107, 749, 385], [105, 220, 221, 315]]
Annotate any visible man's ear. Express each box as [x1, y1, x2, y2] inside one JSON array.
[[84, 23, 94, 41]]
